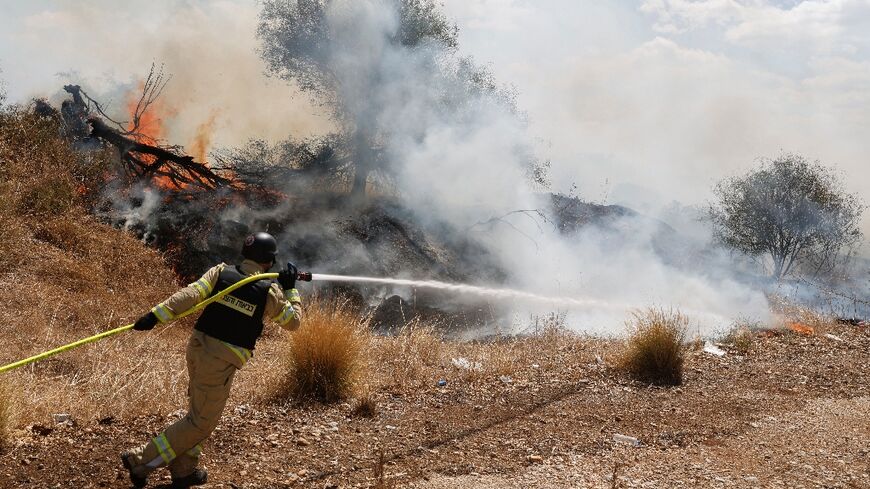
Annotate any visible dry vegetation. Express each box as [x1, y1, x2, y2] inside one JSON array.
[[0, 106, 184, 426], [275, 303, 368, 403], [0, 379, 12, 448], [618, 308, 688, 386], [1, 103, 868, 488]]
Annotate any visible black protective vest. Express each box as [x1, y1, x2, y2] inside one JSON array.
[[194, 265, 272, 350]]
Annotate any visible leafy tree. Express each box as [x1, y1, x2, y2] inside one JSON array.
[[257, 0, 542, 198], [709, 153, 864, 279]]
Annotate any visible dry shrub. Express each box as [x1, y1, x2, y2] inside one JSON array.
[[724, 325, 755, 355], [351, 387, 378, 418], [372, 323, 444, 389], [618, 308, 688, 386], [279, 302, 367, 403], [0, 108, 109, 217]]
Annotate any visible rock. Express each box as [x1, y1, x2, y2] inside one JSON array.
[[52, 413, 72, 425], [296, 437, 311, 447], [613, 433, 641, 447], [528, 455, 543, 463], [703, 342, 726, 357]]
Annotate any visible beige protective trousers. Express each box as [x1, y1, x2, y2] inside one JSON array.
[[127, 331, 237, 478]]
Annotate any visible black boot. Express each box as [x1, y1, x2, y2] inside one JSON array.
[[171, 468, 208, 488], [120, 452, 148, 489]]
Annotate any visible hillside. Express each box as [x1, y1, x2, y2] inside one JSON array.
[[0, 105, 868, 489]]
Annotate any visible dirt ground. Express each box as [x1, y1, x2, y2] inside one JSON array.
[[1, 323, 867, 489]]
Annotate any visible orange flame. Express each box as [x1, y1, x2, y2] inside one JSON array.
[[190, 112, 219, 164], [126, 81, 173, 144], [126, 81, 179, 190], [787, 322, 815, 336]]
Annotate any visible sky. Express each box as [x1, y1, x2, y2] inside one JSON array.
[[1, 0, 868, 241]]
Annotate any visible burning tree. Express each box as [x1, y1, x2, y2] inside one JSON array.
[[709, 153, 864, 279], [41, 64, 231, 193]]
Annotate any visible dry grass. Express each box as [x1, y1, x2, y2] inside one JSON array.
[[0, 106, 185, 426], [372, 323, 446, 389], [0, 379, 13, 449], [276, 302, 368, 403], [618, 308, 688, 386], [351, 386, 378, 418], [724, 325, 755, 355]]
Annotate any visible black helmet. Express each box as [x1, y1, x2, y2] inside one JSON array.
[[241, 232, 278, 264]]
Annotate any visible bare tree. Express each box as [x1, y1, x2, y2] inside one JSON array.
[[709, 153, 864, 279], [55, 64, 230, 191]]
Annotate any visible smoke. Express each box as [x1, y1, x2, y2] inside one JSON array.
[[251, 0, 771, 334], [0, 0, 333, 153], [3, 1, 794, 334], [439, 0, 870, 253]]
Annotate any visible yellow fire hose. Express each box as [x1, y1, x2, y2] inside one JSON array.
[[0, 272, 279, 374]]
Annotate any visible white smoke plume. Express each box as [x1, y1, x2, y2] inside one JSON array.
[[253, 0, 771, 334], [14, 1, 870, 333]]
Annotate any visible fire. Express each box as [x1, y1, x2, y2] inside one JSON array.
[[126, 81, 179, 190], [123, 83, 237, 194], [787, 322, 815, 335], [189, 112, 219, 164], [126, 81, 174, 144]]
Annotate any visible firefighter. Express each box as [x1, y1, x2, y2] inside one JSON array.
[[120, 232, 303, 488]]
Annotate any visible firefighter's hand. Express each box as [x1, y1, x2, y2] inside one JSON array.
[[278, 262, 298, 291], [133, 312, 159, 331]]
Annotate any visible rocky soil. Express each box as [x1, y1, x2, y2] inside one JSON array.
[[1, 323, 868, 489]]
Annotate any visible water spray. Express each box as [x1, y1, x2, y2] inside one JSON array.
[[307, 273, 630, 311], [1, 269, 729, 374], [302, 271, 731, 326]]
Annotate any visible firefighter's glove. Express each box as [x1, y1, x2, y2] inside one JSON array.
[[278, 262, 298, 291], [133, 312, 159, 331]]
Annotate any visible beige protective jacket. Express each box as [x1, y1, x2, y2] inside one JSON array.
[[149, 259, 302, 368]]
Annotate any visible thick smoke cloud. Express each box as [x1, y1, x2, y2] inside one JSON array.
[[12, 1, 870, 332], [256, 0, 772, 334], [441, 0, 870, 251]]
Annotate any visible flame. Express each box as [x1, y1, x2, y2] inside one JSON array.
[[787, 322, 815, 335], [125, 81, 180, 190], [126, 81, 174, 144], [190, 112, 219, 164]]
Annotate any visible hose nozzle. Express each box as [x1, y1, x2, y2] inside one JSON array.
[[296, 271, 313, 282]]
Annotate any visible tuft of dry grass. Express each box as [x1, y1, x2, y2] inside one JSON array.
[[352, 389, 379, 418], [724, 325, 755, 355], [372, 323, 445, 390], [618, 308, 688, 386], [278, 302, 367, 403]]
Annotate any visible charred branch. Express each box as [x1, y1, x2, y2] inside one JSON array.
[[63, 63, 169, 135], [88, 117, 230, 190]]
